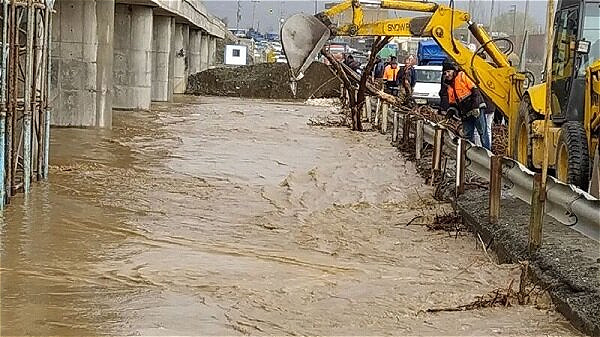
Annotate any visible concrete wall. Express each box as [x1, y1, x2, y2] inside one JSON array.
[[50, 0, 115, 127], [151, 15, 175, 102], [113, 4, 153, 110]]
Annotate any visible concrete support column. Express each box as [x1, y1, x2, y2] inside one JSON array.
[[113, 4, 153, 110], [200, 32, 209, 71], [51, 0, 115, 127], [188, 29, 202, 75], [208, 36, 217, 68], [173, 24, 190, 94], [151, 16, 175, 102]]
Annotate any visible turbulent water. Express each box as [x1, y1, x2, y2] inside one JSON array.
[[0, 96, 578, 335]]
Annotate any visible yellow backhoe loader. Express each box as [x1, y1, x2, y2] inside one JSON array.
[[281, 0, 599, 197]]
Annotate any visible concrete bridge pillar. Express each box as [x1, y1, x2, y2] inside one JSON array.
[[200, 32, 209, 71], [173, 24, 190, 94], [188, 29, 202, 75], [113, 4, 153, 110], [50, 0, 115, 127], [151, 15, 175, 102], [209, 36, 217, 68]]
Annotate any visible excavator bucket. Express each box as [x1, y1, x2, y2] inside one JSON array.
[[281, 14, 331, 80]]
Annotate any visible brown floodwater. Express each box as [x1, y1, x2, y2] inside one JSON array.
[[0, 96, 579, 335]]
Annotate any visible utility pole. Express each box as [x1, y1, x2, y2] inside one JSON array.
[[236, 0, 242, 30], [315, 0, 318, 15], [489, 0, 495, 33], [523, 0, 530, 35], [511, 4, 517, 36], [252, 0, 260, 31], [467, 0, 473, 44]]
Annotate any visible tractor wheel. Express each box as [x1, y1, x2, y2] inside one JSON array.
[[512, 96, 535, 168], [556, 121, 590, 189]]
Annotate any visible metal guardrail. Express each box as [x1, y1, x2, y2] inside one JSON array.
[[407, 117, 599, 241]]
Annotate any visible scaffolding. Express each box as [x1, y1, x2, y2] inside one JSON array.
[[0, 0, 52, 208]]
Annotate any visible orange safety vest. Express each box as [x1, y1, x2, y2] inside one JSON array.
[[447, 71, 475, 104], [383, 65, 400, 81]]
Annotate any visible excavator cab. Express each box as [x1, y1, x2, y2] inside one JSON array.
[[546, 0, 599, 192], [550, 0, 598, 123]]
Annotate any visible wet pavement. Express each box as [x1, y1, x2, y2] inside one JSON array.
[[1, 96, 579, 335]]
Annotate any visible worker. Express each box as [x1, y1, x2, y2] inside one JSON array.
[[383, 58, 400, 96], [372, 55, 385, 90], [474, 96, 495, 148], [344, 55, 362, 74], [402, 55, 417, 101], [440, 63, 491, 150]]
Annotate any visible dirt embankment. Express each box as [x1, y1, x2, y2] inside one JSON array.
[[186, 62, 341, 100]]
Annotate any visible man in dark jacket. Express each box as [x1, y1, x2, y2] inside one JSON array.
[[372, 55, 385, 90], [440, 63, 490, 150]]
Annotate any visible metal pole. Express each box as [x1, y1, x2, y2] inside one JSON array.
[[252, 0, 256, 30], [6, 0, 14, 198], [315, 0, 318, 15], [489, 0, 495, 32], [44, 1, 52, 179], [0, 0, 8, 208], [23, 0, 34, 193], [37, 5, 49, 181], [511, 4, 517, 37]]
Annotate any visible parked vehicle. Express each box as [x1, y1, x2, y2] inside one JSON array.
[[412, 65, 443, 106], [417, 39, 447, 66]]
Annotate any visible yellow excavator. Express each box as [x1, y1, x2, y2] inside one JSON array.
[[281, 0, 599, 197]]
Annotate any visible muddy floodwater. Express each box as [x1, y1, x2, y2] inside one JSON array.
[[1, 96, 578, 335]]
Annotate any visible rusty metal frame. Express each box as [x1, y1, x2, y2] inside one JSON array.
[[1, 0, 51, 207]]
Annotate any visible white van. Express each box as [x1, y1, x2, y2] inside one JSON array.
[[412, 65, 443, 106]]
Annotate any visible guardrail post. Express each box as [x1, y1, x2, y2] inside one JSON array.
[[402, 114, 411, 144], [374, 99, 380, 127], [529, 173, 545, 252], [365, 96, 372, 123], [489, 155, 502, 224], [455, 137, 467, 196], [431, 127, 444, 185], [416, 119, 424, 160], [381, 103, 388, 134], [392, 109, 398, 142]]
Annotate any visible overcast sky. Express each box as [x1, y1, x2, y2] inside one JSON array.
[[203, 1, 550, 34]]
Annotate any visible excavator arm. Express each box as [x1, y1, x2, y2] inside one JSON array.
[[281, 0, 526, 117]]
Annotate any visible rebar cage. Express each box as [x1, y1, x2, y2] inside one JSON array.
[[0, 0, 53, 208]]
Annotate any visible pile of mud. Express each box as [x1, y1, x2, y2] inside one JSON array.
[[186, 62, 341, 99]]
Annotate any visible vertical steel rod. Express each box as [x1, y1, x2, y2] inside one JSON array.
[[23, 0, 35, 193], [6, 0, 14, 198], [0, 0, 9, 208], [44, 0, 52, 179]]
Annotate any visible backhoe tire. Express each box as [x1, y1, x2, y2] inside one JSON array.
[[512, 96, 535, 168], [556, 121, 589, 189]]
